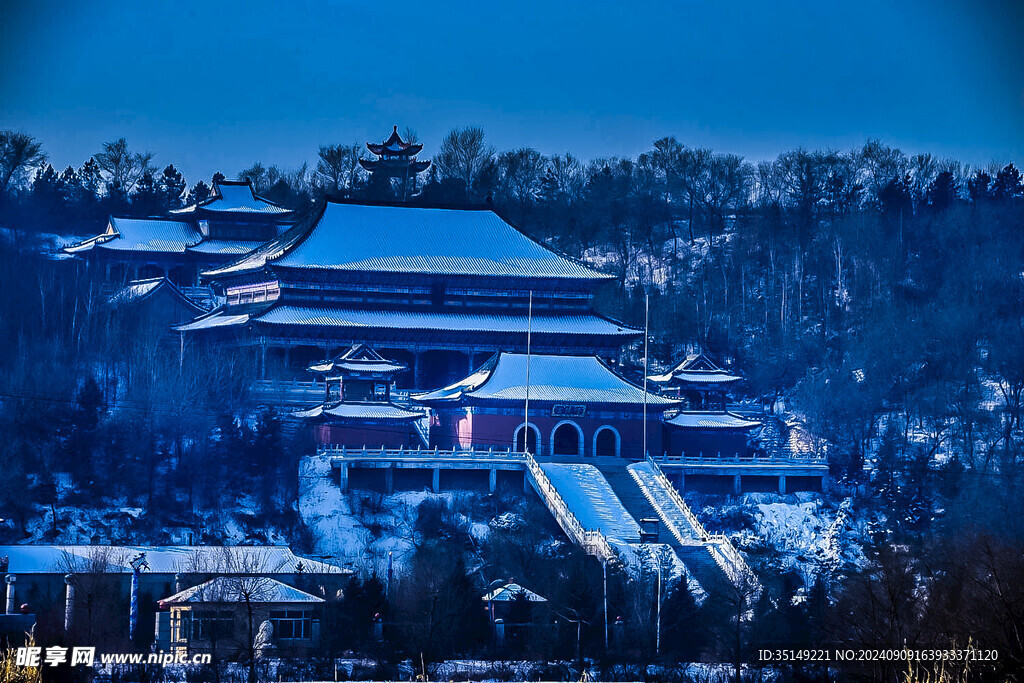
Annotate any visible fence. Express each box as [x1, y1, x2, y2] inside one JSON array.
[[523, 454, 618, 563]]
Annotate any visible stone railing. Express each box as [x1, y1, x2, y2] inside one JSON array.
[[523, 454, 617, 563], [317, 445, 526, 461], [652, 452, 828, 466], [644, 456, 761, 598], [642, 456, 711, 541]]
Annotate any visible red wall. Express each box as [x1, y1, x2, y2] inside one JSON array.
[[666, 428, 751, 459], [315, 423, 421, 449], [429, 405, 667, 458]]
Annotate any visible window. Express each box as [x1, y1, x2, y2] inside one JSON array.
[[270, 610, 312, 640], [190, 610, 235, 640]]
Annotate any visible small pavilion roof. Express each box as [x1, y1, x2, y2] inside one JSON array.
[[366, 126, 423, 157], [293, 401, 425, 422], [171, 179, 293, 216], [664, 412, 761, 430], [414, 352, 678, 406], [648, 352, 742, 385], [158, 576, 324, 606], [107, 277, 204, 312], [204, 202, 613, 281], [308, 344, 407, 376], [481, 582, 548, 603]]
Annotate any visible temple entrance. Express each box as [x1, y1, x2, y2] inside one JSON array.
[[514, 425, 539, 454], [594, 427, 618, 457], [552, 422, 582, 456]]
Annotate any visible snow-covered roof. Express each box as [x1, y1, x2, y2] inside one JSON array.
[[664, 412, 761, 430], [293, 402, 424, 421], [158, 576, 324, 605], [62, 232, 116, 253], [263, 306, 636, 336], [481, 582, 548, 602], [205, 202, 612, 280], [308, 344, 407, 376], [171, 180, 293, 216], [414, 352, 678, 406], [186, 239, 266, 255], [0, 545, 346, 575], [174, 309, 252, 332], [178, 305, 639, 338], [648, 352, 742, 385], [106, 277, 204, 312], [539, 463, 641, 542], [67, 217, 203, 255]]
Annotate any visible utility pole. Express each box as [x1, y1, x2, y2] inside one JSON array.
[[603, 560, 608, 650], [656, 556, 662, 656], [523, 291, 533, 453]]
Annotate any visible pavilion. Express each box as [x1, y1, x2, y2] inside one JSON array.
[[651, 352, 761, 459], [177, 201, 639, 389], [360, 126, 431, 199], [295, 345, 426, 449]]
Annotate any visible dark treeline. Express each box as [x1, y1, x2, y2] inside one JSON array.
[[2, 128, 1024, 678], [3, 129, 1023, 478]]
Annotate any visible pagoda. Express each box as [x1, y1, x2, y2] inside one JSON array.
[[295, 344, 426, 448], [359, 127, 430, 199]]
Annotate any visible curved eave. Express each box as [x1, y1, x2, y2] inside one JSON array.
[[664, 412, 761, 430]]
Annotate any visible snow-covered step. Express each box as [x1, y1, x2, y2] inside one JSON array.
[[538, 463, 641, 543], [626, 461, 705, 544]]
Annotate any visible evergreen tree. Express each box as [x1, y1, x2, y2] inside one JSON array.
[[157, 164, 187, 210]]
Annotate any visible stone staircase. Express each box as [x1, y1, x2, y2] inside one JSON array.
[[596, 460, 753, 602]]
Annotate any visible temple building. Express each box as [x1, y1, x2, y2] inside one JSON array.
[[63, 179, 295, 289], [294, 345, 426, 448], [177, 201, 639, 389], [651, 352, 761, 459], [413, 352, 677, 457], [359, 126, 431, 199]]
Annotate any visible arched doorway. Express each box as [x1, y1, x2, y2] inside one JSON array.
[[514, 424, 540, 455], [593, 426, 620, 457], [551, 421, 583, 456]]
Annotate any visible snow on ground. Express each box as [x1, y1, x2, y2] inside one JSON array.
[[540, 463, 640, 542], [746, 495, 869, 584], [695, 492, 874, 588], [298, 456, 495, 577]]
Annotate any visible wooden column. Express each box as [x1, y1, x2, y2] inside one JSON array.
[[414, 351, 424, 390]]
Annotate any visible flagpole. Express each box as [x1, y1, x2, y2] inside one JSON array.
[[643, 292, 649, 460], [524, 291, 533, 454]]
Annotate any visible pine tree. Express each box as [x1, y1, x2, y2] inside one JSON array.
[[157, 164, 186, 210]]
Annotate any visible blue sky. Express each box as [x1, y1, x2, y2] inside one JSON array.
[[2, 0, 1021, 183]]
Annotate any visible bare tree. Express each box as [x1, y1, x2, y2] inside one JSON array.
[[433, 126, 494, 196], [315, 142, 365, 196], [94, 138, 154, 196]]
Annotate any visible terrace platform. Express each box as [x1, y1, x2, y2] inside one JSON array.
[[317, 446, 828, 494]]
